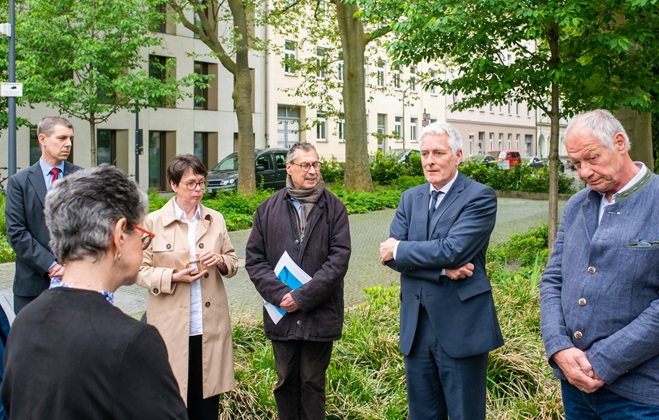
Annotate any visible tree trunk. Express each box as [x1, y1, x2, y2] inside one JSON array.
[[229, 0, 256, 194], [615, 107, 654, 172], [335, 1, 374, 191]]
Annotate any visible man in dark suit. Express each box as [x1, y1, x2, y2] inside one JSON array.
[[5, 116, 82, 314], [380, 122, 504, 420]]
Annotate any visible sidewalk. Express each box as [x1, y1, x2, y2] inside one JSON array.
[[0, 197, 564, 320]]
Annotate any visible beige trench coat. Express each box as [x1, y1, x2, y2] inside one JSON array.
[[138, 198, 238, 403]]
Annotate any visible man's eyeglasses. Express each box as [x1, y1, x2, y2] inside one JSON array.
[[182, 180, 207, 190], [290, 161, 322, 172], [132, 224, 156, 250]]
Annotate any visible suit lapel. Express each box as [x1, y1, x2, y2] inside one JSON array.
[[27, 163, 47, 208]]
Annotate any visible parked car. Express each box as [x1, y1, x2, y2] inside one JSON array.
[[206, 148, 289, 194], [389, 148, 420, 164], [523, 156, 545, 170], [488, 150, 522, 169], [461, 154, 497, 166]]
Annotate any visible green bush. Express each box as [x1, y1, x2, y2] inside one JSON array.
[[460, 162, 575, 194], [320, 156, 345, 185]]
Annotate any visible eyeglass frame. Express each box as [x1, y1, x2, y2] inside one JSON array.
[[289, 161, 322, 172], [181, 180, 207, 191], [132, 224, 156, 250]]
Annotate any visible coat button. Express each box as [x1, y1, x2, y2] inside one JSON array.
[[294, 239, 300, 245], [152, 288, 159, 294], [166, 244, 171, 250], [578, 298, 587, 306], [204, 273, 209, 278], [296, 320, 302, 325], [205, 302, 210, 308], [199, 243, 204, 249], [587, 266, 596, 274], [414, 294, 420, 300], [574, 331, 583, 339]]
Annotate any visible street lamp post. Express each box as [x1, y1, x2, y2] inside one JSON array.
[[2, 0, 18, 176]]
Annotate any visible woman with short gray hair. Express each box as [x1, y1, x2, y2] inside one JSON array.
[[1, 165, 187, 419]]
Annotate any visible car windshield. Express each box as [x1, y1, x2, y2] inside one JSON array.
[[213, 153, 238, 171], [487, 151, 499, 158]]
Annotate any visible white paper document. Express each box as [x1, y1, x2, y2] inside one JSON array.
[[264, 251, 312, 324]]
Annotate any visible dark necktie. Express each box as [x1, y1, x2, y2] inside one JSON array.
[[49, 168, 61, 188], [429, 190, 442, 218]]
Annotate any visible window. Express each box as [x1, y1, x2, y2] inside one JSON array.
[[489, 132, 494, 151], [478, 132, 485, 154], [194, 132, 208, 168], [516, 134, 521, 151], [194, 62, 209, 110], [394, 116, 403, 140], [316, 47, 327, 79], [516, 102, 520, 115], [410, 117, 418, 142], [149, 55, 175, 108], [498, 133, 503, 150], [430, 70, 437, 95], [377, 113, 387, 152], [284, 40, 297, 75], [393, 71, 401, 90], [507, 102, 512, 114], [149, 131, 166, 190], [468, 134, 474, 155], [277, 105, 301, 147], [338, 113, 345, 142], [525, 134, 533, 156], [409, 66, 417, 92], [97, 130, 116, 166], [316, 112, 327, 141], [507, 133, 512, 150], [489, 103, 494, 113], [377, 59, 385, 87]]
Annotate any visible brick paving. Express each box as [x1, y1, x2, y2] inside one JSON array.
[[0, 197, 565, 320]]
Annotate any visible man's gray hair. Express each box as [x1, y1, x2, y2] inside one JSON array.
[[286, 142, 317, 163], [38, 116, 74, 137], [420, 122, 463, 155], [565, 109, 631, 151], [45, 165, 148, 263]]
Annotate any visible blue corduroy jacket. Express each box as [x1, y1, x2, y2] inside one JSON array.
[[540, 171, 659, 405]]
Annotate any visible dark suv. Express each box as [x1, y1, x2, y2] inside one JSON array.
[[206, 148, 289, 194]]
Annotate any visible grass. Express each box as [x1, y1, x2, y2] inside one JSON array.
[[219, 225, 563, 419]]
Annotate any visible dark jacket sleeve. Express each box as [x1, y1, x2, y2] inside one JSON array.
[[113, 326, 188, 420], [5, 174, 54, 275]]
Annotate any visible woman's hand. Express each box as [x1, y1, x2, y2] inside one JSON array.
[[172, 266, 208, 283], [197, 251, 228, 275]]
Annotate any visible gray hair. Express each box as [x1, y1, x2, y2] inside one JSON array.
[[45, 165, 148, 263], [420, 122, 463, 155], [565, 109, 630, 151], [38, 116, 74, 137], [286, 142, 318, 163]]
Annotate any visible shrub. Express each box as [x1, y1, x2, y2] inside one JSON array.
[[320, 156, 345, 185]]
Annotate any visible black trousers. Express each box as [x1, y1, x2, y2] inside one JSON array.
[[188, 335, 220, 420], [271, 339, 334, 420]]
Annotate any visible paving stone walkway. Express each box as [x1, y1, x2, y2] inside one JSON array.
[[0, 197, 565, 321]]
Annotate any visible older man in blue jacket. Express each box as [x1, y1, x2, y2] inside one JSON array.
[[540, 109, 659, 418]]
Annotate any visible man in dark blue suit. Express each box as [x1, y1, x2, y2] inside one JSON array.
[[380, 122, 503, 420], [5, 116, 82, 314]]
